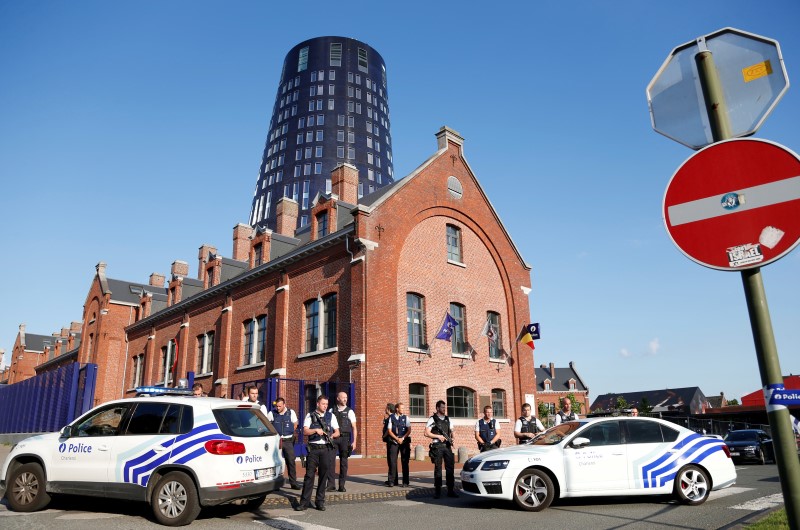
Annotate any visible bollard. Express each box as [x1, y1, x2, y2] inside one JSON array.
[[414, 444, 426, 461], [457, 446, 469, 463]]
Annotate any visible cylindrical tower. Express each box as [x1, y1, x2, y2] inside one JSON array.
[[249, 37, 394, 231]]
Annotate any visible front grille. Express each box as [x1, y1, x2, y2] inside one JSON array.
[[462, 481, 480, 493], [483, 481, 503, 494], [462, 460, 480, 472]]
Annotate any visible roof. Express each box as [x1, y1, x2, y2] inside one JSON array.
[[591, 387, 708, 413], [21, 333, 52, 353], [535, 364, 589, 392], [106, 278, 168, 306]]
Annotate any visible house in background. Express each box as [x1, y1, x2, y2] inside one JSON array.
[[591, 386, 711, 415], [534, 361, 590, 416]]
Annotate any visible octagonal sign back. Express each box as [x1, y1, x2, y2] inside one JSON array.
[[648, 27, 789, 150]]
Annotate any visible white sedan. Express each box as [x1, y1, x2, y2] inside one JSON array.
[[460, 416, 736, 511]]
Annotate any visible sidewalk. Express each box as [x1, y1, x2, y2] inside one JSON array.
[[0, 443, 463, 507]]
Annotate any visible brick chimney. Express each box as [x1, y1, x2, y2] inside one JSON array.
[[197, 244, 217, 279], [60, 327, 69, 338], [171, 260, 189, 279], [232, 224, 255, 262], [331, 163, 358, 204], [19, 323, 26, 347], [70, 321, 82, 333], [549, 362, 556, 379], [275, 197, 299, 237], [149, 272, 166, 288]]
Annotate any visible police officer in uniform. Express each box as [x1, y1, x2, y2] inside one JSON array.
[[554, 397, 580, 426], [243, 385, 268, 415], [296, 395, 339, 511], [424, 400, 458, 499], [386, 402, 411, 487], [474, 405, 502, 452], [266, 397, 301, 490], [382, 402, 395, 486], [327, 391, 357, 492], [514, 403, 545, 443]]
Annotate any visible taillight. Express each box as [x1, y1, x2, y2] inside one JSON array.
[[721, 445, 732, 458], [205, 440, 246, 455]]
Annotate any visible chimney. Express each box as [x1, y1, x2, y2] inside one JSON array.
[[96, 261, 107, 277], [149, 272, 166, 287], [61, 327, 69, 338], [19, 323, 26, 346], [232, 224, 255, 262], [70, 321, 82, 333], [549, 362, 556, 379], [275, 197, 299, 237], [197, 244, 217, 279], [331, 163, 358, 204], [171, 260, 189, 279]]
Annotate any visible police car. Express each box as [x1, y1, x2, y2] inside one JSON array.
[[0, 389, 284, 525], [460, 416, 736, 511]]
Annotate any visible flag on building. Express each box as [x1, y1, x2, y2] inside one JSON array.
[[517, 326, 535, 350], [435, 312, 459, 341], [481, 318, 498, 343]]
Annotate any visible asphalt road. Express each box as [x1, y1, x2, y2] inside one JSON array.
[[0, 464, 787, 530]]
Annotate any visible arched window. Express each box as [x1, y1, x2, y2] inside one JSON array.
[[305, 299, 319, 352], [305, 294, 337, 352], [486, 311, 502, 359], [406, 293, 426, 349], [197, 331, 215, 374], [450, 303, 466, 354], [243, 315, 267, 365], [409, 383, 427, 417], [447, 386, 475, 418], [492, 388, 506, 418], [544, 380, 552, 391]]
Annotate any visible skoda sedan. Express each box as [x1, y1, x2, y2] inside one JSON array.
[[460, 416, 736, 511]]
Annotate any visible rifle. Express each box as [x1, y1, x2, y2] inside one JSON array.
[[312, 412, 335, 448], [430, 422, 453, 447]]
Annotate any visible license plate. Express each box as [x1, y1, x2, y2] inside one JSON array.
[[730, 452, 740, 456], [255, 467, 276, 480]]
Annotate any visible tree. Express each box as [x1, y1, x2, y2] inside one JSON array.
[[640, 396, 653, 414], [727, 398, 739, 406], [615, 396, 628, 411], [537, 402, 551, 427]]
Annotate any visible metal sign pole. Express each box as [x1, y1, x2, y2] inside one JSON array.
[[698, 49, 800, 529]]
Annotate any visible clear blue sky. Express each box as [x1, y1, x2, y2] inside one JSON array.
[[2, 1, 799, 404]]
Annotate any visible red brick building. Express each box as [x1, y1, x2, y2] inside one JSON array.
[[6, 323, 81, 385], [117, 127, 535, 456], [534, 361, 591, 423]]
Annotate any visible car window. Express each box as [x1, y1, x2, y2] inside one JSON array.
[[725, 431, 757, 442], [75, 404, 128, 437], [126, 402, 171, 435], [625, 420, 664, 444], [580, 422, 621, 446], [213, 408, 277, 437], [661, 424, 680, 442], [530, 422, 584, 445]]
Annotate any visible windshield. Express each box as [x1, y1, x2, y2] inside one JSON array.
[[213, 408, 277, 437], [529, 422, 583, 445], [725, 431, 759, 442]]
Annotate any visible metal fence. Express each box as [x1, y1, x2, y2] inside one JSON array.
[[231, 377, 355, 457], [0, 363, 97, 434]]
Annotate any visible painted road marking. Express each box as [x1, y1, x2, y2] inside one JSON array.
[[258, 517, 340, 530], [708, 486, 753, 500], [730, 493, 784, 511]]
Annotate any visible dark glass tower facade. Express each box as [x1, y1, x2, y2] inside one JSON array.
[[249, 37, 394, 231]]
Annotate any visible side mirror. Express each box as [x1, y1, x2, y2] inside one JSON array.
[[571, 436, 590, 448], [60, 425, 73, 439]]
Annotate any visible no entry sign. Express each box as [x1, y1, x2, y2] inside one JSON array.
[[663, 138, 800, 270]]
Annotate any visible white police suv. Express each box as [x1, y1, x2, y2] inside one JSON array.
[[460, 416, 736, 511], [0, 391, 284, 525]]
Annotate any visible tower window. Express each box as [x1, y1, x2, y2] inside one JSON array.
[[357, 48, 368, 72], [298, 46, 309, 72], [330, 43, 342, 66]]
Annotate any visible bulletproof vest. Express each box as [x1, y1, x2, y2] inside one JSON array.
[[558, 410, 577, 422], [431, 414, 451, 441], [518, 416, 533, 433], [478, 418, 496, 443], [382, 415, 390, 439], [333, 406, 353, 433], [308, 411, 334, 442], [391, 414, 409, 437], [271, 408, 293, 436]]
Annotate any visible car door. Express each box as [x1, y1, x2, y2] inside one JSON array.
[[563, 420, 628, 492], [48, 403, 131, 493], [625, 419, 680, 492]]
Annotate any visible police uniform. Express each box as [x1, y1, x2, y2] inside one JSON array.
[[297, 410, 339, 510], [475, 417, 500, 451], [387, 413, 411, 486], [327, 405, 356, 491], [243, 396, 269, 416], [425, 413, 457, 498], [514, 415, 545, 443], [266, 407, 300, 489], [554, 409, 579, 426]]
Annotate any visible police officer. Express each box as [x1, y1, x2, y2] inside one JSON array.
[[296, 395, 339, 511], [267, 397, 301, 490], [474, 405, 502, 451], [386, 402, 411, 487], [243, 385, 268, 415], [514, 403, 545, 443], [554, 397, 580, 426], [327, 391, 357, 492], [382, 402, 395, 486], [191, 383, 204, 397], [425, 400, 458, 499]]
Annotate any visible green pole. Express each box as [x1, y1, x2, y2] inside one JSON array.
[[697, 49, 800, 529]]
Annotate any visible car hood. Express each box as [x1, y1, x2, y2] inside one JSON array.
[[12, 432, 61, 449], [725, 440, 761, 448], [468, 443, 556, 462]]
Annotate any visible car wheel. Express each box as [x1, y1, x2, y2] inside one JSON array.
[[758, 449, 766, 465], [245, 494, 267, 509], [151, 471, 201, 526], [6, 462, 51, 512], [512, 468, 554, 512], [674, 465, 710, 505]]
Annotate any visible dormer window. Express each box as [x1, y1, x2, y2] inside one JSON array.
[[317, 211, 329, 239], [544, 380, 551, 391], [254, 243, 264, 267]]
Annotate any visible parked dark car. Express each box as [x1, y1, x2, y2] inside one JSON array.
[[724, 429, 773, 464]]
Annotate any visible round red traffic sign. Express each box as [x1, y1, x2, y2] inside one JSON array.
[[663, 138, 800, 270]]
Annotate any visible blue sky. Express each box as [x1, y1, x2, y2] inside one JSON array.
[[1, 1, 798, 404]]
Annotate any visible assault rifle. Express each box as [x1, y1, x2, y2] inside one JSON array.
[[311, 412, 335, 448], [430, 423, 453, 447]]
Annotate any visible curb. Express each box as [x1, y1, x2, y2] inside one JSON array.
[[261, 486, 454, 507]]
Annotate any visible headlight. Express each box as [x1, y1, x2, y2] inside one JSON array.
[[462, 459, 480, 472], [481, 460, 510, 471], [743, 445, 757, 451]]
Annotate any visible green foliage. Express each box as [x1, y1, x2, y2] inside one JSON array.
[[615, 396, 628, 410], [640, 396, 653, 414], [745, 508, 786, 529], [537, 402, 550, 426], [559, 392, 583, 413], [727, 398, 739, 406]]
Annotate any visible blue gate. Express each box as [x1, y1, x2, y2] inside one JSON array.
[[232, 377, 355, 457], [0, 363, 97, 434]]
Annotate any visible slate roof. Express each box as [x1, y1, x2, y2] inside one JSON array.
[[535, 363, 589, 392], [22, 333, 51, 353], [106, 278, 168, 306], [590, 387, 709, 415]]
